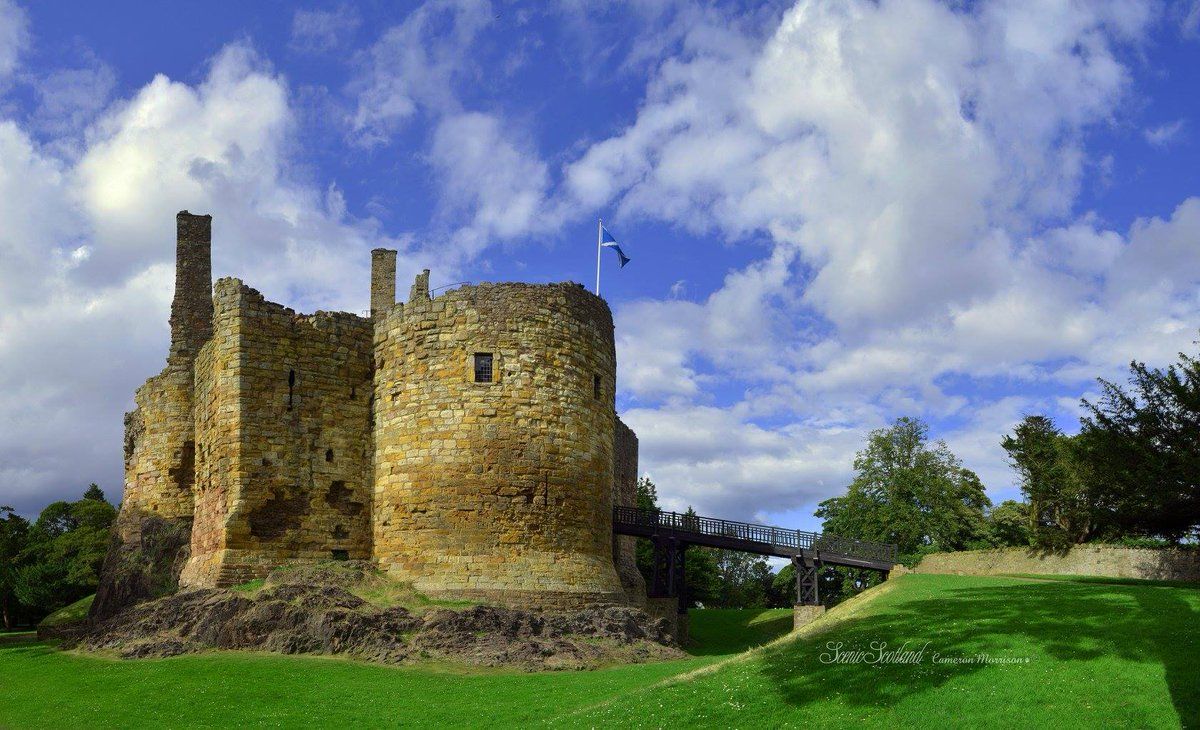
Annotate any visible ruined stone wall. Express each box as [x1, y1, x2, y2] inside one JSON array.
[[612, 417, 646, 606], [916, 546, 1200, 582], [121, 369, 197, 520], [180, 279, 374, 587], [372, 281, 625, 607]]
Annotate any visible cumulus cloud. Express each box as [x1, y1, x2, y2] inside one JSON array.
[[427, 111, 559, 262], [575, 0, 1200, 518], [29, 56, 118, 138], [0, 42, 420, 514]]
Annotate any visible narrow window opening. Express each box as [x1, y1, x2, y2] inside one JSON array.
[[287, 369, 296, 410], [473, 353, 494, 383], [593, 374, 602, 399], [325, 449, 334, 463], [331, 549, 349, 561]]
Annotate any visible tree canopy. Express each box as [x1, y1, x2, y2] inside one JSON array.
[[1078, 349, 1200, 541], [12, 486, 116, 616], [816, 417, 991, 558]]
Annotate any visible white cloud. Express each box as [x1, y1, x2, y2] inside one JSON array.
[[1144, 118, 1186, 147], [348, 0, 492, 146], [0, 0, 27, 84], [428, 111, 556, 261], [562, 0, 1200, 519], [290, 5, 361, 54], [0, 42, 423, 514], [623, 403, 870, 520], [30, 57, 118, 138]]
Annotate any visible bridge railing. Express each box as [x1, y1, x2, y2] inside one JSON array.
[[612, 505, 897, 565]]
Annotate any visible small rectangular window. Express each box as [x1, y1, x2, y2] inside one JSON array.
[[474, 353, 494, 383], [331, 549, 349, 561], [593, 374, 602, 399]]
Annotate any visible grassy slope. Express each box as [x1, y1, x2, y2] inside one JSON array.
[[568, 574, 1200, 728], [37, 595, 94, 629], [0, 608, 790, 729], [1, 575, 1196, 728]]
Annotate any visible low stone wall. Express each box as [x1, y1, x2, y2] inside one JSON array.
[[915, 545, 1200, 582]]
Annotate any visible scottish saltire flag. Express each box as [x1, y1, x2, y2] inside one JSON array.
[[600, 225, 631, 267]]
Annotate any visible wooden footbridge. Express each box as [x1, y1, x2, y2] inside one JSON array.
[[612, 506, 898, 611]]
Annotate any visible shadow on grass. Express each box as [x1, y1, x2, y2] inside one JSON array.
[[687, 609, 794, 657], [1001, 573, 1200, 589], [758, 578, 1199, 725]]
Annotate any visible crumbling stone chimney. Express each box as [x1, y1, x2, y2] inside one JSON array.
[[370, 248, 397, 318], [169, 211, 214, 364]]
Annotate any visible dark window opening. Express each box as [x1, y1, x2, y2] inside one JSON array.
[[325, 449, 334, 463], [331, 549, 349, 561], [474, 353, 494, 383], [593, 374, 602, 399], [287, 369, 296, 410], [350, 386, 357, 400]]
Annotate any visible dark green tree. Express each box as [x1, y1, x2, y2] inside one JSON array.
[[14, 488, 116, 613], [0, 506, 31, 629], [681, 508, 721, 607], [634, 477, 660, 583], [816, 417, 991, 558], [1002, 416, 1094, 546], [988, 500, 1032, 547], [1078, 349, 1200, 541], [709, 548, 770, 608]]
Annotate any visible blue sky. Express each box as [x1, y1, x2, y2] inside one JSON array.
[[0, 1, 1198, 532]]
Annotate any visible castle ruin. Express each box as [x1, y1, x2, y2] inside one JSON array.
[[94, 212, 645, 616]]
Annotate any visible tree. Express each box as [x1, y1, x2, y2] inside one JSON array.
[[634, 477, 660, 583], [681, 508, 721, 607], [710, 548, 771, 608], [1078, 349, 1200, 541], [816, 417, 992, 558], [988, 500, 1032, 547], [1002, 416, 1094, 546], [13, 488, 116, 614], [0, 506, 31, 629]]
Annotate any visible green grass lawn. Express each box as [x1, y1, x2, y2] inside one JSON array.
[[1, 575, 1196, 728], [570, 574, 1200, 728]]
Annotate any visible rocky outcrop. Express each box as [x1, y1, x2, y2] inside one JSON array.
[[68, 563, 682, 670], [90, 511, 192, 620]]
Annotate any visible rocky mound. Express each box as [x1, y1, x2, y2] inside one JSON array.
[[66, 563, 681, 670]]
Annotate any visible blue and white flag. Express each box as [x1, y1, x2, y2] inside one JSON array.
[[600, 225, 631, 268]]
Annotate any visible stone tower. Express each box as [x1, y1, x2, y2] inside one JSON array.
[[372, 280, 626, 608]]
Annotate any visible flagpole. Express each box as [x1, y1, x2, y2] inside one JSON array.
[[595, 218, 602, 295]]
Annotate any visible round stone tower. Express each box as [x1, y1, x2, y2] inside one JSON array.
[[372, 279, 625, 608]]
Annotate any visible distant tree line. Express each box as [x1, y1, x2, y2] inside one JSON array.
[[818, 340, 1200, 580], [0, 485, 116, 630]]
